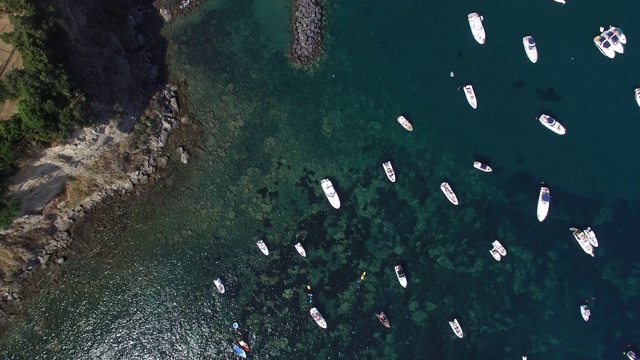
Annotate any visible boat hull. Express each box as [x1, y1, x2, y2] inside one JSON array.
[[635, 88, 640, 107], [467, 13, 485, 44], [594, 35, 616, 58], [464, 85, 477, 109], [584, 227, 599, 247], [257, 240, 269, 256], [310, 307, 327, 329], [537, 187, 550, 222], [234, 345, 247, 358], [580, 305, 590, 321], [523, 36, 538, 63], [295, 243, 307, 257], [490, 248, 502, 261], [492, 240, 507, 256], [214, 278, 225, 294], [449, 319, 464, 338], [473, 161, 492, 172], [440, 182, 459, 205], [395, 265, 408, 288], [383, 161, 396, 182], [321, 179, 341, 209], [397, 116, 414, 131], [538, 114, 566, 135], [570, 228, 595, 257]]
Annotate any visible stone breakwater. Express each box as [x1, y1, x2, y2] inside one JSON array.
[[289, 0, 325, 66]]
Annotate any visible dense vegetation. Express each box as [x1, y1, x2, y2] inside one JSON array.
[[0, 0, 87, 228]]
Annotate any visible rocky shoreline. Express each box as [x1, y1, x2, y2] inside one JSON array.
[[289, 0, 325, 66]]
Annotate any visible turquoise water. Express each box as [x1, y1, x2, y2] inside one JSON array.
[[3, 0, 640, 358]]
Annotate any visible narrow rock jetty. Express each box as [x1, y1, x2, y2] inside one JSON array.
[[289, 0, 324, 66]]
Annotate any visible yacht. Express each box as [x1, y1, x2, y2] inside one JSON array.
[[310, 307, 327, 329], [383, 161, 396, 182], [295, 242, 307, 257], [603, 27, 624, 53], [214, 278, 225, 294], [594, 35, 616, 59], [570, 228, 595, 257], [464, 85, 478, 109], [321, 179, 341, 209], [635, 88, 640, 107], [492, 240, 507, 256], [440, 182, 459, 205], [256, 239, 269, 256], [377, 311, 391, 328], [584, 227, 599, 247], [580, 304, 591, 321], [537, 186, 550, 222], [467, 13, 486, 44], [537, 114, 566, 135], [490, 248, 502, 262], [395, 265, 408, 288], [473, 161, 492, 172], [449, 318, 464, 338], [397, 115, 414, 131], [522, 36, 538, 63]]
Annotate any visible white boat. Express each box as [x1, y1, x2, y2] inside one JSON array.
[[449, 318, 464, 338], [256, 239, 269, 255], [321, 179, 341, 209], [492, 240, 507, 256], [382, 161, 396, 182], [463, 85, 477, 109], [214, 278, 225, 294], [613, 27, 627, 44], [570, 228, 595, 257], [537, 114, 566, 135], [594, 35, 616, 59], [489, 248, 502, 262], [395, 265, 407, 288], [467, 13, 485, 44], [310, 307, 327, 329], [537, 186, 550, 222], [440, 182, 459, 205], [553, 0, 565, 3], [628, 350, 638, 360], [473, 161, 492, 172], [580, 304, 591, 321], [397, 115, 414, 131], [294, 242, 307, 257], [635, 88, 640, 107], [584, 227, 599, 247], [603, 27, 624, 53], [522, 36, 538, 63]]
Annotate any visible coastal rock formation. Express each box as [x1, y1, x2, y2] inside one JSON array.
[[289, 0, 325, 66]]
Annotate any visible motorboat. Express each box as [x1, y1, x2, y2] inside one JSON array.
[[627, 351, 638, 360], [613, 27, 627, 44], [522, 36, 538, 63], [537, 114, 566, 135], [553, 0, 565, 3], [635, 88, 640, 107], [214, 278, 225, 294], [570, 228, 595, 257], [449, 318, 464, 338], [580, 304, 591, 321], [594, 35, 616, 59], [490, 248, 502, 262], [603, 27, 624, 53], [233, 344, 247, 358], [492, 240, 507, 256], [377, 311, 391, 328], [467, 12, 485, 44], [537, 186, 550, 222], [395, 265, 408, 288], [584, 227, 599, 247], [295, 242, 307, 257], [256, 239, 269, 255], [473, 161, 492, 172], [440, 182, 459, 205], [310, 307, 327, 329], [238, 340, 250, 352], [383, 161, 396, 182], [321, 178, 341, 209], [397, 115, 414, 131], [464, 85, 478, 109]]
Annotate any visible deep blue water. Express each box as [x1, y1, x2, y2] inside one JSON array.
[[3, 0, 640, 359]]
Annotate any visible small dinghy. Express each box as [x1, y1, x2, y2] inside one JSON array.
[[580, 304, 591, 321], [256, 239, 269, 256], [395, 265, 408, 288], [295, 242, 307, 257], [522, 36, 538, 63], [570, 227, 595, 257], [492, 240, 507, 256], [467, 12, 485, 44], [449, 318, 464, 338], [382, 161, 396, 182], [537, 114, 566, 135], [440, 182, 459, 205], [537, 186, 550, 222], [214, 278, 225, 294], [635, 88, 640, 107], [377, 311, 391, 328], [321, 178, 341, 209], [464, 85, 478, 109], [310, 307, 327, 329], [584, 227, 599, 247], [233, 344, 247, 358], [397, 115, 414, 131], [489, 247, 502, 262], [238, 339, 250, 353], [473, 161, 492, 172]]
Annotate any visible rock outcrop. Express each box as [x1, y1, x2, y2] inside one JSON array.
[[289, 0, 325, 66]]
